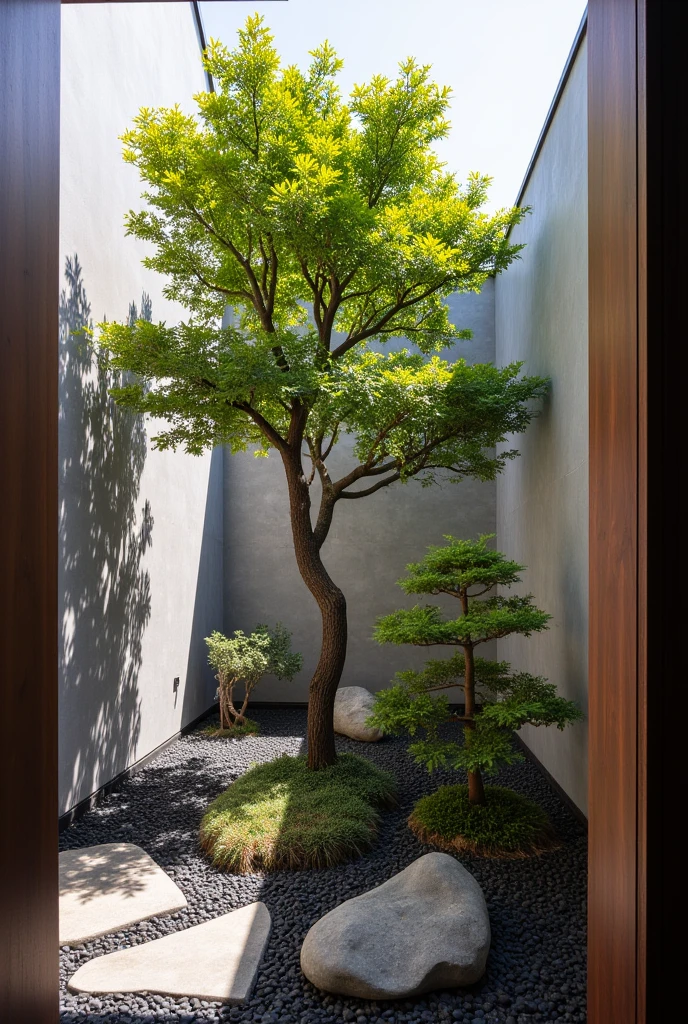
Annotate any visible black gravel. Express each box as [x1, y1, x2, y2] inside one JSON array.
[[59, 709, 587, 1024]]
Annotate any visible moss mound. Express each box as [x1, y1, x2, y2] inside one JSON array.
[[201, 718, 260, 739], [200, 753, 397, 873], [409, 784, 559, 858]]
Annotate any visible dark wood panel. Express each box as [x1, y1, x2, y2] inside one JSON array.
[[587, 1, 640, 1022], [638, 1, 685, 1018], [0, 2, 61, 1022], [589, 2, 686, 1021]]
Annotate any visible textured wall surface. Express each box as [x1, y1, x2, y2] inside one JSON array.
[[495, 39, 588, 813], [223, 283, 498, 703], [58, 4, 222, 815]]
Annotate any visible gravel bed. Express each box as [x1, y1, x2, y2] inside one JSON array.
[[59, 708, 587, 1024]]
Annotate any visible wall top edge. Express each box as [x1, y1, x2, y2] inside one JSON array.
[[511, 8, 588, 216]]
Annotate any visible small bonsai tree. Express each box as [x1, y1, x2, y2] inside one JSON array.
[[206, 623, 302, 733], [370, 536, 582, 813]]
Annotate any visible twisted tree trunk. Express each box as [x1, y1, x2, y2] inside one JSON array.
[[282, 450, 347, 769]]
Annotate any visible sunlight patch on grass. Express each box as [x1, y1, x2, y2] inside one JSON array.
[[200, 753, 397, 873]]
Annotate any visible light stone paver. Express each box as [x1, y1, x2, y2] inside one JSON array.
[[59, 843, 188, 945], [67, 902, 271, 1003]]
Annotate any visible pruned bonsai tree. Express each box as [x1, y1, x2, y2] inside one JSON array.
[[369, 535, 582, 855], [205, 623, 302, 735], [99, 15, 548, 768]]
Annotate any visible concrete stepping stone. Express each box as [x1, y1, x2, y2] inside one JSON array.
[[67, 902, 271, 1003], [59, 843, 187, 944]]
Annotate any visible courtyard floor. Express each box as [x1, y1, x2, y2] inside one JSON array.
[[59, 708, 587, 1024]]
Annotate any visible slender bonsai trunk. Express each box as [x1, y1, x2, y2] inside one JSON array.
[[218, 678, 231, 729], [282, 451, 347, 769], [462, 631, 486, 806]]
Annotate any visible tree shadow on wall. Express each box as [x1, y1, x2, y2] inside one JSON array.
[[58, 254, 153, 814]]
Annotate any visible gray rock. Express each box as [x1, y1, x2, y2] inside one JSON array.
[[300, 853, 490, 999], [333, 687, 382, 742]]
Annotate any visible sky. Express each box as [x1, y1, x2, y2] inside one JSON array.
[[199, 0, 587, 212]]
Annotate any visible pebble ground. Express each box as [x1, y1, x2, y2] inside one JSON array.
[[59, 709, 587, 1024]]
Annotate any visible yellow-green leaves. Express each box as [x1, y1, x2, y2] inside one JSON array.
[[105, 15, 546, 503]]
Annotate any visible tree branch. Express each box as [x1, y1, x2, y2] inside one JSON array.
[[331, 278, 451, 360], [232, 400, 289, 454], [338, 472, 401, 498]]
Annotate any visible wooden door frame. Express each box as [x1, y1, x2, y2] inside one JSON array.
[[0, 1, 682, 1020]]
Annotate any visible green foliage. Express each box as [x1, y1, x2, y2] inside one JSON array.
[[479, 673, 585, 731], [370, 536, 582, 784], [205, 623, 301, 726], [395, 653, 513, 693], [373, 595, 551, 647], [206, 623, 302, 685], [399, 533, 526, 595], [98, 15, 547, 497], [409, 784, 557, 857], [409, 723, 523, 774], [199, 753, 397, 872]]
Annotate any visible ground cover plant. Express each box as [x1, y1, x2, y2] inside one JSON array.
[[200, 752, 396, 872], [205, 623, 301, 736], [200, 716, 260, 740], [409, 784, 556, 859], [99, 14, 548, 768], [370, 535, 582, 855]]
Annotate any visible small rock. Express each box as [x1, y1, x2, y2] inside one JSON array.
[[300, 853, 490, 999], [333, 687, 383, 742]]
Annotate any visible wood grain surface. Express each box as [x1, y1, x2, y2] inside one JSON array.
[[0, 1, 61, 1021]]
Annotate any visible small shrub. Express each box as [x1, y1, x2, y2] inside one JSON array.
[[200, 753, 397, 873], [206, 624, 302, 729], [409, 784, 558, 858]]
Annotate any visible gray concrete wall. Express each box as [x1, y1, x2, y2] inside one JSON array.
[[494, 38, 588, 813], [58, 4, 222, 815], [223, 283, 497, 703]]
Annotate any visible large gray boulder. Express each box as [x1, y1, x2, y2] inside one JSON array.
[[300, 853, 490, 998], [333, 686, 383, 742]]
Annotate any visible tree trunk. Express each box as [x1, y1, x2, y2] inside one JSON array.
[[462, 637, 486, 806], [282, 452, 347, 769]]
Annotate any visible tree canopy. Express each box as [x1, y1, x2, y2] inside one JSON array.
[[100, 15, 547, 511]]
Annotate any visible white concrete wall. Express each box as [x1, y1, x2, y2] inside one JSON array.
[[223, 284, 498, 703], [59, 4, 222, 815], [495, 38, 588, 813]]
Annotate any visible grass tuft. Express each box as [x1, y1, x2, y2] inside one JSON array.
[[200, 753, 397, 873], [409, 784, 559, 859], [200, 717, 260, 739]]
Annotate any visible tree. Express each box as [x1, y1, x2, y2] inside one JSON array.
[[99, 15, 548, 768], [206, 623, 302, 729], [370, 535, 582, 803]]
